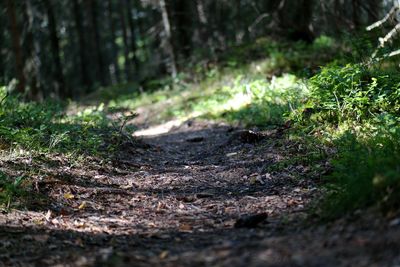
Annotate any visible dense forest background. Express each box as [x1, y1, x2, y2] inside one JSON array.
[[1, 1, 400, 266], [0, 0, 390, 99]]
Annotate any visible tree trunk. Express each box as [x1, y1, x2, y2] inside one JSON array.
[[72, 0, 90, 92], [43, 0, 66, 98], [119, 0, 132, 81], [88, 0, 107, 86], [6, 0, 26, 94], [352, 0, 361, 29], [107, 0, 121, 84], [292, 0, 315, 42], [159, 0, 177, 78], [174, 0, 192, 58], [125, 0, 139, 73], [195, 0, 209, 44], [23, 0, 41, 100]]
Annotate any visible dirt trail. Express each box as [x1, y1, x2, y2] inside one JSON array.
[[1, 120, 399, 267]]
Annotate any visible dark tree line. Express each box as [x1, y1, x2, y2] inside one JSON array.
[[0, 0, 388, 100]]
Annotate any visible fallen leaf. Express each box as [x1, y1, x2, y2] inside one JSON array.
[[179, 223, 193, 232], [64, 193, 75, 200], [159, 250, 169, 259], [78, 201, 87, 210]]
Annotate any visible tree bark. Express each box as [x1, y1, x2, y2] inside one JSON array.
[[173, 0, 192, 58], [290, 0, 315, 42], [125, 0, 139, 73], [23, 0, 41, 100], [107, 0, 121, 84], [352, 0, 361, 29], [43, 0, 66, 97], [88, 0, 107, 86], [72, 0, 90, 91], [6, 0, 26, 94], [119, 0, 132, 81], [159, 0, 177, 77], [195, 0, 209, 44]]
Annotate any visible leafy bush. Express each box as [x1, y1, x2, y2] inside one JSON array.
[[295, 63, 400, 217], [0, 87, 122, 156], [303, 63, 400, 123], [323, 125, 400, 217]]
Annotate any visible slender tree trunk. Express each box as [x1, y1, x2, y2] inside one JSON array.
[[88, 0, 106, 86], [23, 0, 40, 100], [72, 0, 90, 92], [107, 0, 121, 84], [195, 0, 209, 44], [134, 0, 147, 67], [174, 0, 192, 58], [125, 0, 139, 73], [6, 0, 26, 94], [119, 0, 132, 81], [43, 0, 66, 98], [333, 0, 342, 31], [292, 0, 315, 42], [159, 0, 177, 78], [352, 0, 361, 28]]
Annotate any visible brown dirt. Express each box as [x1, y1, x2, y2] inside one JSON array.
[[0, 120, 399, 267]]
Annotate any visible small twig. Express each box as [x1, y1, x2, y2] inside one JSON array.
[[248, 13, 270, 32]]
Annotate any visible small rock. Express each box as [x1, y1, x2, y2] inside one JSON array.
[[186, 136, 204, 142], [196, 192, 214, 198], [389, 218, 400, 227], [234, 213, 268, 228]]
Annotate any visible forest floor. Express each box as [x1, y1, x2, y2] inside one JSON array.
[[1, 113, 400, 267]]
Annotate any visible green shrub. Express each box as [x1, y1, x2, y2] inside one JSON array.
[[323, 126, 400, 217], [304, 63, 400, 124], [0, 171, 27, 209], [0, 87, 122, 156], [296, 63, 400, 217]]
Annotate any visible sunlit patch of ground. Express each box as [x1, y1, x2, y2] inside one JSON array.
[[133, 119, 183, 137]]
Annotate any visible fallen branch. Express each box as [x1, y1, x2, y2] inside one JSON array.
[[366, 5, 399, 31], [367, 2, 400, 61]]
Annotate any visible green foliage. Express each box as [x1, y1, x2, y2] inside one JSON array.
[[216, 36, 341, 78], [0, 87, 122, 157], [105, 37, 341, 127], [293, 62, 400, 217], [0, 171, 27, 209], [323, 126, 400, 217], [213, 74, 308, 126], [299, 63, 400, 124]]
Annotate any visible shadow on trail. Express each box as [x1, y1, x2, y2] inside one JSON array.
[[0, 121, 371, 267]]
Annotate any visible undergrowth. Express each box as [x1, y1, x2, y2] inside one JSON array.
[[295, 62, 400, 218], [0, 171, 27, 209], [0, 88, 127, 156], [100, 36, 340, 127], [0, 87, 130, 208], [3, 34, 399, 218]]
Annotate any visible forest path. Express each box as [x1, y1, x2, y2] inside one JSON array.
[[1, 120, 399, 267]]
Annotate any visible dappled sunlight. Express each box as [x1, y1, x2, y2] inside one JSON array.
[[2, 0, 400, 265], [133, 119, 183, 137]]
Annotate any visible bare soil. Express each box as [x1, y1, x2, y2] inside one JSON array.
[[1, 120, 399, 267]]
